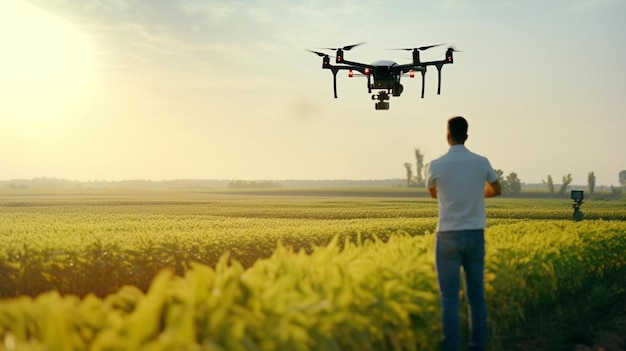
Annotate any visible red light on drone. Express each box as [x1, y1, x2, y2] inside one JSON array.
[[348, 70, 353, 78], [364, 68, 370, 75], [409, 69, 415, 78]]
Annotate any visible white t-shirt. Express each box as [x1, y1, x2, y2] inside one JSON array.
[[426, 145, 498, 232]]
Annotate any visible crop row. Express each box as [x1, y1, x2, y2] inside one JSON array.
[[0, 212, 438, 297]]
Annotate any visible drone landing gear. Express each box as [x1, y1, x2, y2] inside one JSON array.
[[372, 91, 390, 110]]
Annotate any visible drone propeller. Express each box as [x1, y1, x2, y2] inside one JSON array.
[[341, 42, 365, 51], [387, 43, 445, 51], [319, 42, 365, 51], [307, 49, 328, 57], [447, 46, 462, 52]]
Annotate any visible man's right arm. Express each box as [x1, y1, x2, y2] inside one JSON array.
[[428, 184, 438, 199], [484, 180, 501, 198]]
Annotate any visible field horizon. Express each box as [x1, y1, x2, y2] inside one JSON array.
[[2, 176, 624, 193]]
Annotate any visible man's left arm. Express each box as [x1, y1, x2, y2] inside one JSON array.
[[484, 163, 501, 198], [484, 180, 501, 197]]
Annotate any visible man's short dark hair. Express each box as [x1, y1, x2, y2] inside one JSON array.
[[448, 116, 468, 142]]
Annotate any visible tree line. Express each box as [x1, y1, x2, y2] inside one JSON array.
[[404, 148, 625, 199]]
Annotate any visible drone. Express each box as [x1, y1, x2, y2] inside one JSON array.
[[308, 43, 458, 110]]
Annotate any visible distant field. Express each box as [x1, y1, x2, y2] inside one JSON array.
[[1, 188, 624, 296], [0, 188, 624, 350]]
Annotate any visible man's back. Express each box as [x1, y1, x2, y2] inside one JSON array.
[[426, 145, 498, 232]]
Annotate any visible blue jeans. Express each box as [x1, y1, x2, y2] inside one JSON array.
[[435, 230, 487, 351]]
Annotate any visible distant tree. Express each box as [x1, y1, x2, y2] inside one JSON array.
[[414, 148, 425, 185], [620, 170, 626, 186], [542, 175, 554, 194], [587, 171, 596, 197], [505, 172, 522, 194], [610, 185, 623, 200], [558, 174, 573, 196], [495, 169, 504, 182], [404, 162, 413, 187], [494, 169, 521, 195]]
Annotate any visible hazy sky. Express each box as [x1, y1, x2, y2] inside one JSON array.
[[1, 0, 625, 186]]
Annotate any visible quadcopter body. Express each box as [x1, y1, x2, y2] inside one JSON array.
[[309, 43, 457, 110]]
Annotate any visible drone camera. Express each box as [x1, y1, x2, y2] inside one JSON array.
[[571, 190, 584, 201], [375, 101, 389, 110]]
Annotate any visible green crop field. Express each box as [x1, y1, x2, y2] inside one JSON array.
[[0, 188, 625, 350]]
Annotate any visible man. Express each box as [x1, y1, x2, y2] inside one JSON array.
[[425, 116, 501, 351]]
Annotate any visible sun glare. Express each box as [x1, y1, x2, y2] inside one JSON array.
[[0, 0, 96, 122]]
